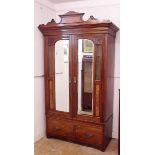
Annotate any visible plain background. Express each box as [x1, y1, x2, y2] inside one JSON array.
[[0, 0, 155, 155]]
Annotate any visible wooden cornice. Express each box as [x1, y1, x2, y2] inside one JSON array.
[[38, 11, 119, 34]]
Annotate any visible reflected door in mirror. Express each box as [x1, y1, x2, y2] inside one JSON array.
[[78, 39, 94, 115]]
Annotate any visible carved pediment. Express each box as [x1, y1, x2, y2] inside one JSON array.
[[62, 11, 83, 16], [59, 11, 85, 24]]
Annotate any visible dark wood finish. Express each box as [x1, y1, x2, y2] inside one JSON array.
[[38, 11, 119, 151], [101, 34, 116, 140], [47, 119, 74, 139], [83, 93, 92, 110]]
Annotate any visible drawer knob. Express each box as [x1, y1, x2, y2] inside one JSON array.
[[84, 133, 94, 138]]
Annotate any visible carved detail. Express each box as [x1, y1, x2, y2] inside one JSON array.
[[59, 11, 84, 24], [47, 19, 57, 26], [48, 38, 59, 46], [38, 11, 119, 34], [87, 16, 99, 22], [90, 16, 97, 20], [51, 19, 56, 23], [93, 37, 103, 45]]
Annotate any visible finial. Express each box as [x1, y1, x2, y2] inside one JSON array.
[[51, 19, 56, 23], [90, 16, 97, 20]]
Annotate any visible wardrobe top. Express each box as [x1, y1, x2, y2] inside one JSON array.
[[38, 11, 119, 33]]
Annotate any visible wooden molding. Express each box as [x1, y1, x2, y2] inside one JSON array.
[[38, 11, 119, 34]]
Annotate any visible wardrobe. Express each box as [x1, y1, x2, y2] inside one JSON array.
[[38, 11, 119, 151]]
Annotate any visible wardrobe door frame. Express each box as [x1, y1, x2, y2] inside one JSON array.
[[45, 35, 74, 117], [73, 34, 105, 122]]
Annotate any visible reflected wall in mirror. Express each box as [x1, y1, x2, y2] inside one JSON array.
[[55, 40, 69, 112], [78, 39, 94, 115]]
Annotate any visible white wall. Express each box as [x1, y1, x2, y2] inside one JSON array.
[[34, 0, 55, 142], [55, 0, 120, 139]]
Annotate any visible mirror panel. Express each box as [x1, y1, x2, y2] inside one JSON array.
[[78, 39, 94, 115], [55, 40, 69, 112]]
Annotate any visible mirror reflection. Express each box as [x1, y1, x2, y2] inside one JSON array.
[[55, 40, 69, 112], [78, 39, 94, 115]]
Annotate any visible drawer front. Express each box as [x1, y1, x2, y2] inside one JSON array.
[[75, 124, 103, 147], [47, 119, 74, 138]]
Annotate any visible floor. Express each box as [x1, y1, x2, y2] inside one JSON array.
[[34, 138, 118, 155]]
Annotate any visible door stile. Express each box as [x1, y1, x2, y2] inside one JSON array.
[[69, 35, 75, 117], [72, 35, 78, 117]]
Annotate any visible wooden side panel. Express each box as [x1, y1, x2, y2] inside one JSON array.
[[47, 45, 56, 111], [104, 34, 115, 121], [93, 43, 103, 118], [44, 36, 49, 113], [48, 46, 55, 76], [103, 116, 113, 148]]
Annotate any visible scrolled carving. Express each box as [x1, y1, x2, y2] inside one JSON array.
[[59, 11, 84, 24], [50, 19, 56, 23], [90, 16, 97, 20], [46, 19, 57, 26], [48, 38, 60, 46], [87, 15, 98, 22]]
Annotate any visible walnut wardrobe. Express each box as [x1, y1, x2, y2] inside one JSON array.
[[38, 11, 119, 151]]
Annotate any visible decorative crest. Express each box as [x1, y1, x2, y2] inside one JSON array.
[[89, 16, 98, 20], [59, 11, 84, 24], [46, 19, 57, 26], [87, 15, 99, 23]]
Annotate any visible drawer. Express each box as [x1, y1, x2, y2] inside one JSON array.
[[75, 124, 103, 147], [47, 119, 74, 138]]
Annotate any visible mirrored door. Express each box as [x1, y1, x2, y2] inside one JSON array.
[[48, 38, 70, 113], [77, 39, 94, 115], [55, 40, 70, 112]]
